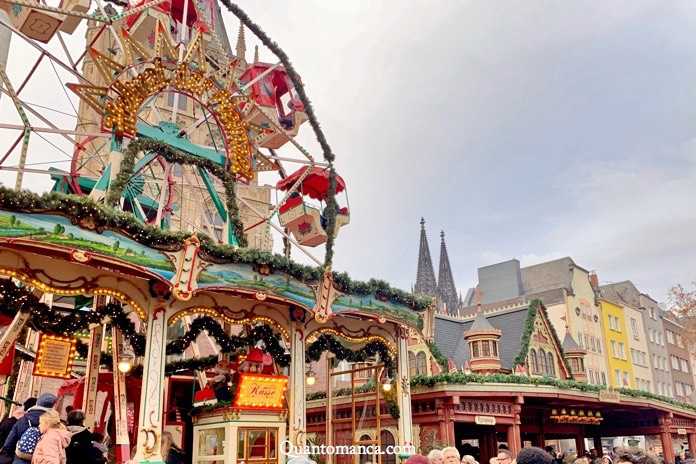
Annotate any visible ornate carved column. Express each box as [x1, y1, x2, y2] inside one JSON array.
[[660, 413, 675, 464], [288, 321, 306, 448], [508, 400, 522, 456], [135, 304, 168, 464], [396, 326, 414, 448], [83, 296, 106, 431], [112, 327, 130, 464]]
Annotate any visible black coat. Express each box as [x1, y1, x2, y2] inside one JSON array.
[[65, 427, 105, 464]]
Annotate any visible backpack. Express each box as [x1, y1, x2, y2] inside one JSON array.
[[15, 418, 40, 461]]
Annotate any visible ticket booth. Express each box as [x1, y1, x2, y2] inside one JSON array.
[[192, 373, 288, 464]]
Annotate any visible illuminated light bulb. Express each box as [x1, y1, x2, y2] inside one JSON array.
[[117, 360, 132, 373], [382, 382, 392, 392]]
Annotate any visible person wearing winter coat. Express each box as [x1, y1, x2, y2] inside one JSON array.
[[64, 410, 105, 464], [31, 410, 70, 464], [1, 394, 56, 464]]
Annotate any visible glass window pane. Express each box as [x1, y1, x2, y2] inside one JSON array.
[[199, 428, 225, 457], [238, 430, 245, 459], [269, 431, 276, 459]]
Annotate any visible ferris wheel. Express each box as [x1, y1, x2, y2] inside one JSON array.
[[0, 0, 348, 264]]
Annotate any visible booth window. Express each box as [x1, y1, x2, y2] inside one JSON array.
[[237, 428, 277, 463]]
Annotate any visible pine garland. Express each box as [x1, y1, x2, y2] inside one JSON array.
[[0, 280, 146, 355], [216, 1, 339, 267], [166, 316, 291, 366], [426, 341, 449, 371], [0, 186, 429, 312], [105, 137, 247, 247], [305, 334, 395, 374], [512, 299, 572, 374], [410, 372, 696, 413]]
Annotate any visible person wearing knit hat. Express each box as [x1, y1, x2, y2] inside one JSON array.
[[1, 394, 57, 464]]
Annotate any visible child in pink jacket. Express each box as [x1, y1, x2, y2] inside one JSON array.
[[31, 410, 70, 464]]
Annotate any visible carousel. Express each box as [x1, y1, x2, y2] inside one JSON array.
[[0, 0, 426, 463]]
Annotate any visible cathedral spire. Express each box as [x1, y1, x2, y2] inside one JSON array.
[[437, 231, 459, 315], [236, 22, 247, 65], [414, 218, 437, 296]]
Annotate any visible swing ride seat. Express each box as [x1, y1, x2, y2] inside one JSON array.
[[257, 110, 308, 149], [332, 207, 350, 239], [278, 195, 308, 229], [58, 0, 90, 33], [5, 0, 66, 43], [286, 204, 327, 247]]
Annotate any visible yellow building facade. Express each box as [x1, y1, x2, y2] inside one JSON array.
[[599, 298, 635, 388]]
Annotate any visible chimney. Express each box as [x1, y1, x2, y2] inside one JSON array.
[[589, 272, 599, 291]]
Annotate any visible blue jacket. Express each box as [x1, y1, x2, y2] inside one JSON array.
[[1, 406, 50, 464]]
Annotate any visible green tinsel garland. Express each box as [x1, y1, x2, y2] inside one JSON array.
[[0, 187, 429, 312], [105, 137, 247, 247], [410, 372, 696, 413]]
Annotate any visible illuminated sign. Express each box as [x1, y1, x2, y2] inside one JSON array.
[[33, 334, 77, 379], [234, 373, 288, 410]]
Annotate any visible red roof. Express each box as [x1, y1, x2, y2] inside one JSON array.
[[276, 166, 346, 201]]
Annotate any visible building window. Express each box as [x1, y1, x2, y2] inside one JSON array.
[[601, 372, 607, 385], [546, 352, 555, 377], [380, 430, 396, 464], [618, 342, 626, 359], [614, 369, 621, 385], [530, 349, 539, 374], [649, 329, 655, 343], [408, 352, 416, 377], [611, 340, 617, 357], [672, 355, 680, 371], [649, 308, 656, 319], [676, 382, 685, 397], [677, 334, 684, 348], [481, 340, 491, 357], [588, 369, 595, 384], [492, 340, 499, 357], [471, 342, 480, 358], [667, 330, 675, 345], [681, 358, 690, 374], [416, 352, 427, 376], [622, 371, 630, 387], [630, 318, 639, 340], [539, 349, 549, 375], [577, 331, 583, 349]]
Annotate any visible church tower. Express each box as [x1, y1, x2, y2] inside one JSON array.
[[414, 218, 437, 296], [437, 231, 460, 315]]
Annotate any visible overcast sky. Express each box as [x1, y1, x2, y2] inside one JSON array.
[[2, 1, 695, 302], [234, 1, 696, 303]]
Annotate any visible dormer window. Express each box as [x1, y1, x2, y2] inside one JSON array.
[[470, 340, 499, 359]]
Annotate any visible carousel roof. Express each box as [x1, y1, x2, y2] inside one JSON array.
[[0, 188, 428, 328]]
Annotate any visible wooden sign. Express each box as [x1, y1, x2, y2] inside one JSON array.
[[475, 416, 496, 426], [33, 334, 76, 379], [598, 390, 621, 403], [234, 373, 288, 410]]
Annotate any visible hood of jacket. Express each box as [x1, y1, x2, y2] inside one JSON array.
[[66, 425, 86, 435], [43, 428, 72, 448]]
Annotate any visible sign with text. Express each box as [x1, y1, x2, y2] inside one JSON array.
[[475, 416, 496, 426], [598, 390, 621, 403], [33, 334, 76, 379], [234, 373, 288, 410]]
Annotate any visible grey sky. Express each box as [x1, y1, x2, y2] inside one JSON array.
[[1, 1, 694, 303], [236, 1, 696, 302]]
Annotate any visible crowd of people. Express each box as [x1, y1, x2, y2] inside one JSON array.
[[0, 394, 107, 464], [404, 444, 663, 464]]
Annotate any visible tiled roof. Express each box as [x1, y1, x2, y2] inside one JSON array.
[[434, 306, 530, 370]]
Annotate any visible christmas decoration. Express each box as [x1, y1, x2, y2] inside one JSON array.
[[305, 334, 395, 374], [165, 316, 291, 366], [0, 186, 430, 311]]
